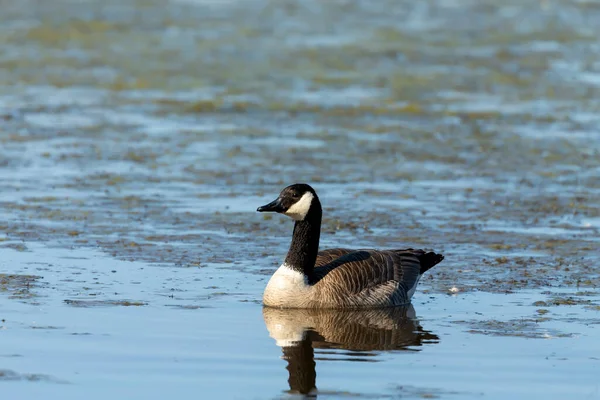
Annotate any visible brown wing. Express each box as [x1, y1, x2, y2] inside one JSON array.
[[313, 250, 419, 291], [315, 248, 356, 267], [311, 248, 443, 307]]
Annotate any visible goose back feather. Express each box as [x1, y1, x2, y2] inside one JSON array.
[[310, 248, 443, 308]]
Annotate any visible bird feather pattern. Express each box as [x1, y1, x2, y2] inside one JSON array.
[[309, 248, 443, 308]]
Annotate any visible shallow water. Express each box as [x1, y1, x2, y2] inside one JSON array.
[[2, 244, 599, 399], [1, 0, 600, 398]]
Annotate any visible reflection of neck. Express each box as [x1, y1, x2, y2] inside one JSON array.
[[284, 200, 322, 279], [282, 338, 316, 396]]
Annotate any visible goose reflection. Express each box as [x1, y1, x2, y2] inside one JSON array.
[[263, 305, 439, 397]]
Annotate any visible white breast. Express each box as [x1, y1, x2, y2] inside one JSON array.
[[263, 264, 312, 308]]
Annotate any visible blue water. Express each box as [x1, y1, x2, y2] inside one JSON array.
[[2, 244, 598, 399]]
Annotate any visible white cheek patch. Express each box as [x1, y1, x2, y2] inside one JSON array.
[[284, 192, 314, 221]]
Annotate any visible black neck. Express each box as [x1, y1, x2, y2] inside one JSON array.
[[284, 199, 322, 279]]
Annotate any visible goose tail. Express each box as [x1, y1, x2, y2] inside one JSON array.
[[417, 251, 444, 275]]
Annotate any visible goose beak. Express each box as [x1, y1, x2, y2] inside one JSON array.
[[257, 197, 285, 213]]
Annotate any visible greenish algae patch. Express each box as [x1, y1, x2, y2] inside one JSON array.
[[0, 274, 42, 300]]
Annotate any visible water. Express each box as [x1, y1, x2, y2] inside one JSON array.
[[2, 244, 599, 399], [2, 0, 600, 398]]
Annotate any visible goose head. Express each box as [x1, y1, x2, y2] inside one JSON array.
[[257, 183, 320, 221]]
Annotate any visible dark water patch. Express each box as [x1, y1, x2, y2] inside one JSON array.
[[63, 299, 147, 307], [391, 385, 472, 399], [0, 369, 67, 383], [164, 304, 211, 310], [462, 318, 574, 339], [0, 243, 29, 252], [30, 325, 65, 330]]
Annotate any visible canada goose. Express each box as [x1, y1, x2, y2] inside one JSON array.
[[257, 183, 444, 309]]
